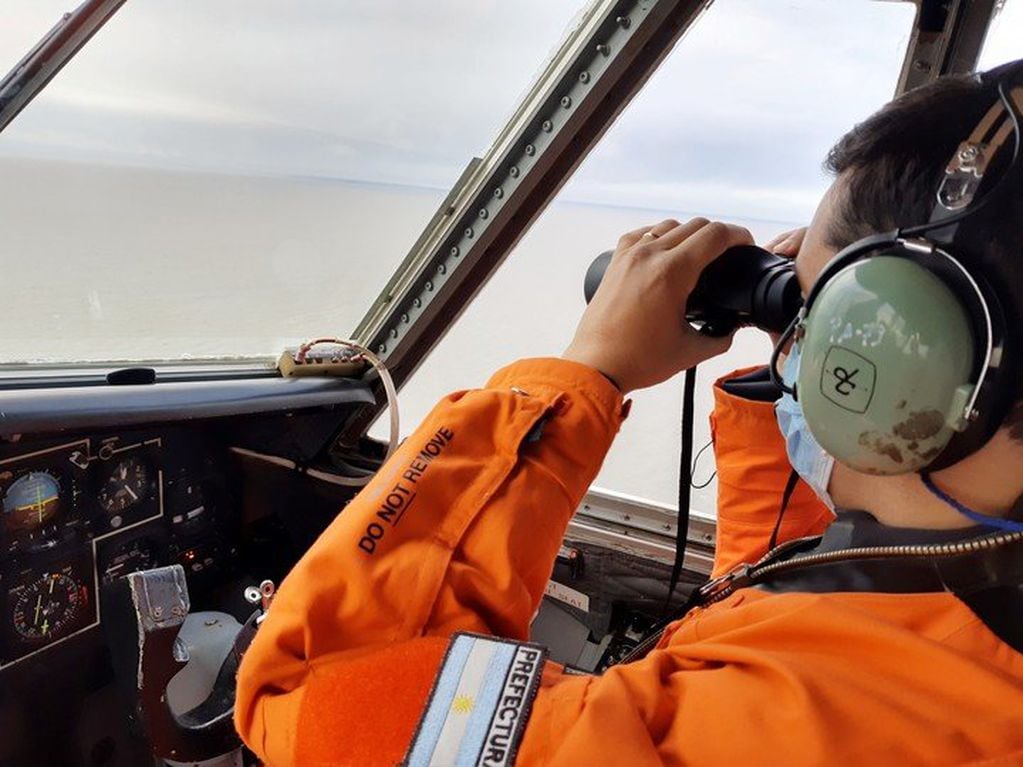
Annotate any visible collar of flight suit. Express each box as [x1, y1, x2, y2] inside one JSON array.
[[754, 510, 1023, 652]]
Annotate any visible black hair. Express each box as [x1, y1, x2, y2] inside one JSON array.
[[823, 67, 1023, 439]]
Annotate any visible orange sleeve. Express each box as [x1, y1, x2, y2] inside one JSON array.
[[234, 358, 626, 766], [708, 366, 833, 577], [233, 360, 1017, 766]]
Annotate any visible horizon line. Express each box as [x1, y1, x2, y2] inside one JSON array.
[[0, 150, 805, 229]]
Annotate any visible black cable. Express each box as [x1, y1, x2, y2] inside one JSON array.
[[690, 439, 716, 489], [768, 469, 801, 552]]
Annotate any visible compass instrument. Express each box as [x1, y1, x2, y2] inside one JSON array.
[[11, 571, 87, 643]]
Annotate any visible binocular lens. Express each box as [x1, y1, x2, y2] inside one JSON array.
[[584, 245, 803, 337]]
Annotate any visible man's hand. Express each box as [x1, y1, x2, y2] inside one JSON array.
[[563, 217, 754, 394], [764, 226, 807, 257]]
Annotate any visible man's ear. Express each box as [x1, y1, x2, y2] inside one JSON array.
[[1004, 424, 1023, 518], [1001, 400, 1023, 443]]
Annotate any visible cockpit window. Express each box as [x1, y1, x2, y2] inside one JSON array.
[[0, 0, 587, 364], [979, 0, 1022, 69], [0, 1, 69, 63], [389, 0, 918, 511]]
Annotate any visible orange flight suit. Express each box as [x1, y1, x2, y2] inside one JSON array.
[[235, 358, 1023, 765]]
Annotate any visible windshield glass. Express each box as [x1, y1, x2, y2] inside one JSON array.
[[389, 0, 917, 510], [979, 0, 1022, 69], [0, 2, 70, 64], [0, 0, 586, 364]]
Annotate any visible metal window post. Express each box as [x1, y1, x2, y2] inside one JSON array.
[[351, 0, 715, 397], [0, 0, 129, 133]]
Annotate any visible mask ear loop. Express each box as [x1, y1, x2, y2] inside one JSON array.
[[769, 313, 801, 396]]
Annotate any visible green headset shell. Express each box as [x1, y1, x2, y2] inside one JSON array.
[[797, 256, 976, 475]]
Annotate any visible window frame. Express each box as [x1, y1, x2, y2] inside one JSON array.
[[0, 0, 999, 391]]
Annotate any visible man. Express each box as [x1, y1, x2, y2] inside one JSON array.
[[235, 68, 1023, 765]]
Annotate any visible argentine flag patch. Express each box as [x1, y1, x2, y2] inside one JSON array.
[[404, 633, 547, 767]]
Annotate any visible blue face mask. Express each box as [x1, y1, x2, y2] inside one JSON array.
[[775, 344, 836, 510]]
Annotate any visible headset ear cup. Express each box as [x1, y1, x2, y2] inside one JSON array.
[[798, 256, 976, 475], [927, 280, 1013, 470]]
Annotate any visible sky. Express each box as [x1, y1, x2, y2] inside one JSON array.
[[0, 1, 1020, 223]]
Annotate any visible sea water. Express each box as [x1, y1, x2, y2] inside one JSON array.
[[0, 156, 798, 513]]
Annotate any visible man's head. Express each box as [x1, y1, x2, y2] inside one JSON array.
[[792, 66, 1023, 524]]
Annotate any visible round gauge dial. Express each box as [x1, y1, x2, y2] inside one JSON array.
[[12, 572, 86, 642], [3, 471, 61, 532], [97, 457, 152, 515]]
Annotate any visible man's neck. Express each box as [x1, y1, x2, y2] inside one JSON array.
[[835, 442, 1023, 529], [849, 474, 975, 529]]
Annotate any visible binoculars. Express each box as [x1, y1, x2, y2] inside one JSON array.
[[583, 245, 803, 337]]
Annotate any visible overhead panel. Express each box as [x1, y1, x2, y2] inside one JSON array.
[[895, 0, 1001, 95]]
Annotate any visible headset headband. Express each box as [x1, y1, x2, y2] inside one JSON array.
[[933, 81, 1023, 217], [770, 64, 1023, 407]]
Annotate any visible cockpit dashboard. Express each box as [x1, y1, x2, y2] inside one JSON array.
[[1, 428, 233, 671], [0, 372, 376, 766]]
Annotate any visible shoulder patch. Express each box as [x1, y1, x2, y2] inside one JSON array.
[[404, 632, 547, 767]]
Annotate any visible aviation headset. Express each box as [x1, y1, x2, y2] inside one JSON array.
[[770, 60, 1023, 476]]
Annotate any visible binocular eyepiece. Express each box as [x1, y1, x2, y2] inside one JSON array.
[[583, 245, 803, 337]]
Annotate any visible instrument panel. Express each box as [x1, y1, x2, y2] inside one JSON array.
[[0, 432, 232, 670]]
